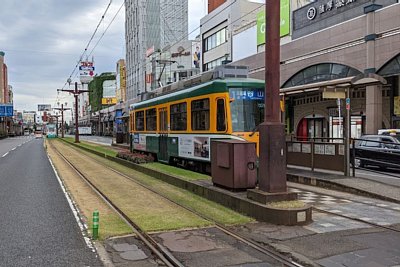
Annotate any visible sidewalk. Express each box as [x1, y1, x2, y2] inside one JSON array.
[[287, 167, 400, 204]]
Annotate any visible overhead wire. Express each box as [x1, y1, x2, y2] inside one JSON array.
[[88, 1, 125, 57], [55, 0, 122, 111], [61, 0, 114, 90]]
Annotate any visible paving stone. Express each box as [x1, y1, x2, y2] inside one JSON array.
[[119, 250, 148, 261], [112, 243, 139, 252]]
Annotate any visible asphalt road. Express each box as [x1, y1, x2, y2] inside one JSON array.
[[0, 137, 102, 266]]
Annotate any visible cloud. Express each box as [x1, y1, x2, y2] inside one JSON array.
[[0, 0, 125, 111], [1, 0, 204, 112]]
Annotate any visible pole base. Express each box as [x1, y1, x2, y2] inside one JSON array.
[[258, 122, 287, 192], [247, 188, 297, 204]]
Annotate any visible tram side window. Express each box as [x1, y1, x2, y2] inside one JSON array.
[[135, 111, 144, 131], [192, 98, 210, 131], [170, 103, 187, 131], [216, 99, 226, 131], [146, 108, 157, 131]]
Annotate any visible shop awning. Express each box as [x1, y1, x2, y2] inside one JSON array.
[[280, 73, 386, 96]]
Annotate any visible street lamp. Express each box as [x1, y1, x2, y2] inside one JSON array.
[[57, 82, 89, 143]]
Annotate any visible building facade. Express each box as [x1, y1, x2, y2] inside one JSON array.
[[125, 0, 188, 100], [200, 0, 263, 72], [231, 0, 400, 137]]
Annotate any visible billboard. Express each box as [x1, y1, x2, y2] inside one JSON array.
[[102, 98, 117, 105], [79, 61, 95, 84], [257, 0, 290, 46], [0, 104, 13, 117], [38, 104, 51, 111], [116, 60, 126, 103]]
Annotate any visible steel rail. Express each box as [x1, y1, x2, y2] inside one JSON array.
[[58, 142, 305, 267], [49, 141, 184, 267], [313, 207, 400, 233]]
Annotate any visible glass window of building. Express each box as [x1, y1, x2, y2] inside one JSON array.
[[204, 27, 227, 52]]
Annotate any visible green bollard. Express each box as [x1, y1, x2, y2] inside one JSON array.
[[93, 210, 99, 240]]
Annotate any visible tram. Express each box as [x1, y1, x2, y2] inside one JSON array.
[[46, 124, 57, 138], [129, 66, 265, 172]]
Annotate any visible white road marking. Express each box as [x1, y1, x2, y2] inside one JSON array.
[[47, 153, 96, 252], [2, 152, 9, 157], [11, 147, 16, 151]]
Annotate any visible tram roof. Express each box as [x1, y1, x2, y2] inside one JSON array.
[[130, 78, 264, 110]]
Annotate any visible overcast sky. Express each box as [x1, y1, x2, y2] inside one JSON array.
[[0, 0, 207, 112]]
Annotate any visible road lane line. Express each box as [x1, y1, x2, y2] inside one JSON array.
[[11, 147, 16, 151], [2, 152, 9, 157], [46, 152, 96, 252]]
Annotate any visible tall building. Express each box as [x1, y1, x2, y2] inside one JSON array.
[[0, 51, 8, 104], [125, 0, 188, 99]]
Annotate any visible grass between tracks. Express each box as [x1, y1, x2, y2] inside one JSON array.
[[143, 162, 211, 181], [55, 139, 254, 226], [52, 140, 213, 232], [46, 140, 132, 240], [63, 137, 117, 157]]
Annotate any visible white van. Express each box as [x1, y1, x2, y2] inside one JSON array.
[[24, 130, 30, 136]]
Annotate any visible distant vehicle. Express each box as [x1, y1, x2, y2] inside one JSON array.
[[78, 126, 92, 135], [34, 130, 43, 139], [354, 134, 400, 170], [24, 130, 30, 136], [46, 124, 57, 138], [378, 129, 400, 142]]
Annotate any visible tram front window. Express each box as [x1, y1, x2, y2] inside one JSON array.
[[229, 87, 264, 132]]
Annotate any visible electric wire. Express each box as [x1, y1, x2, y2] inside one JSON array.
[[61, 0, 114, 90], [88, 1, 125, 57]]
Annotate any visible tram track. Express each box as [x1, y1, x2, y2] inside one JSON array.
[[288, 184, 400, 233], [49, 140, 305, 267], [48, 140, 183, 267], [313, 207, 400, 233]]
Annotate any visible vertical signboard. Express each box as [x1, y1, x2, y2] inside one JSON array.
[[257, 0, 291, 46], [79, 61, 95, 84]]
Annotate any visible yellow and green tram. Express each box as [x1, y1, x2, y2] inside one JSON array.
[[129, 77, 265, 172]]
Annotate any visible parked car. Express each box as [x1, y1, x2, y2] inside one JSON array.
[[378, 129, 400, 142], [354, 135, 400, 170]]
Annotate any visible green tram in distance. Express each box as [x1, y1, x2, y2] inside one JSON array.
[[129, 65, 265, 173], [46, 124, 57, 138]]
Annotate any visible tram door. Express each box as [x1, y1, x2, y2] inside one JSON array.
[[158, 107, 169, 162]]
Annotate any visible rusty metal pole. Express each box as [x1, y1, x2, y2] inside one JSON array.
[[57, 82, 88, 142], [258, 0, 287, 193], [61, 104, 64, 138], [74, 82, 80, 143]]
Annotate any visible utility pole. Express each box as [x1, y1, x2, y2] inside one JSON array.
[[53, 103, 71, 138], [58, 82, 89, 143], [258, 0, 287, 193], [50, 114, 61, 137]]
